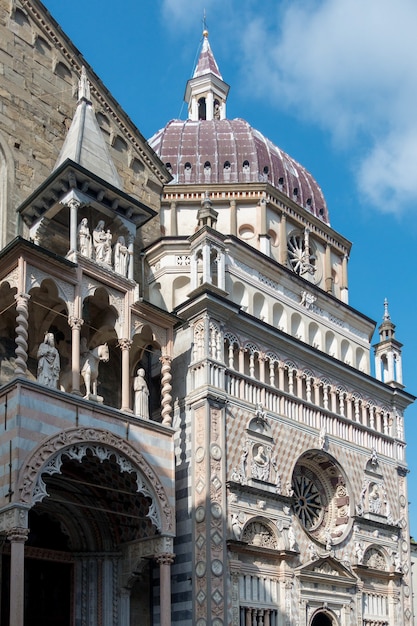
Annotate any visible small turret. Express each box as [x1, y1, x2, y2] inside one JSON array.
[[374, 299, 403, 387]]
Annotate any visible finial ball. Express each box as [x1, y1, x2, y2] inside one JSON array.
[[203, 29, 209, 38]]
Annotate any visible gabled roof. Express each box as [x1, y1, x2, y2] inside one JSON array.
[[53, 67, 122, 190], [295, 555, 358, 583]]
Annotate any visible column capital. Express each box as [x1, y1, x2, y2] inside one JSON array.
[[66, 197, 81, 210], [159, 354, 172, 365], [118, 338, 133, 351], [155, 552, 175, 565], [68, 316, 83, 331], [7, 527, 29, 543], [15, 292, 30, 304]]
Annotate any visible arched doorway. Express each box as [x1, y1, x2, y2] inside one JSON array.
[[311, 612, 334, 626], [2, 430, 174, 626]]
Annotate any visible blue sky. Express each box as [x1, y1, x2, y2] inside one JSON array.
[[42, 0, 417, 534]]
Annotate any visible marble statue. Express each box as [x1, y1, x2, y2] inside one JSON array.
[[78, 218, 92, 258], [134, 368, 150, 418], [37, 332, 60, 388], [93, 220, 110, 263], [114, 235, 129, 276]]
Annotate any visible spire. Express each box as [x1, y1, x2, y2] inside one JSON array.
[[53, 66, 122, 189], [193, 29, 223, 80], [184, 27, 230, 121], [383, 297, 391, 321]]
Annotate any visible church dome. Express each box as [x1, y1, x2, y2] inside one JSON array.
[[149, 117, 329, 224]]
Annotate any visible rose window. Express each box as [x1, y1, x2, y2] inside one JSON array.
[[293, 472, 323, 531], [292, 451, 351, 545], [287, 232, 318, 280]]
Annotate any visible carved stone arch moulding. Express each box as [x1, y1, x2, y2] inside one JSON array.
[[2, 268, 20, 290], [241, 517, 279, 550], [308, 606, 340, 626], [17, 427, 174, 533], [27, 267, 75, 308], [362, 546, 388, 571]]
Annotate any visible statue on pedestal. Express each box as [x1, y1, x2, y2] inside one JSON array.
[[37, 332, 60, 388]]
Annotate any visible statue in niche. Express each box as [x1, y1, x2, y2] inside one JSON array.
[[368, 483, 382, 514], [134, 368, 150, 418], [37, 332, 60, 389], [251, 444, 270, 481], [78, 218, 92, 258], [93, 220, 111, 264], [114, 236, 129, 276]]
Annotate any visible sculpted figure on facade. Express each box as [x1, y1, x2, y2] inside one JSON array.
[[355, 542, 364, 565], [368, 483, 382, 514], [78, 218, 92, 258], [37, 332, 60, 388], [251, 444, 270, 481], [288, 524, 297, 551], [81, 343, 109, 398], [105, 230, 113, 266], [93, 220, 111, 264], [134, 368, 150, 419], [114, 235, 129, 276]]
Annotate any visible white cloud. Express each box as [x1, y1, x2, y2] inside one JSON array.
[[161, 0, 221, 31], [238, 0, 417, 213]]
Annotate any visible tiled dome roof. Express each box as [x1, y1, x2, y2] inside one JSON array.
[[149, 117, 329, 224]]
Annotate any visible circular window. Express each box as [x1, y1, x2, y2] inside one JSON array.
[[239, 224, 255, 240], [292, 451, 351, 545], [287, 233, 314, 274], [287, 232, 321, 283]]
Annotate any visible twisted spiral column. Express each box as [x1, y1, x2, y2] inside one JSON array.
[[160, 355, 172, 426], [14, 293, 30, 377]]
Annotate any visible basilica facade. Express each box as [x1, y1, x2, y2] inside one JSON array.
[[0, 2, 414, 626]]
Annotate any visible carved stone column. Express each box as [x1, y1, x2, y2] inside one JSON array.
[[68, 316, 83, 394], [160, 355, 172, 426], [127, 236, 134, 281], [324, 243, 333, 293], [67, 198, 80, 257], [8, 527, 29, 626], [155, 553, 175, 626], [14, 293, 30, 377], [118, 339, 132, 412], [279, 212, 287, 266]]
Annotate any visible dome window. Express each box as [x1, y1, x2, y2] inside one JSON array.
[[278, 177, 284, 187], [319, 208, 325, 216], [224, 161, 231, 171], [263, 166, 269, 175], [306, 197, 312, 206], [243, 160, 250, 170], [198, 97, 206, 121], [204, 161, 211, 169], [184, 162, 192, 171], [165, 162, 172, 170], [293, 187, 298, 197], [239, 225, 255, 240]]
